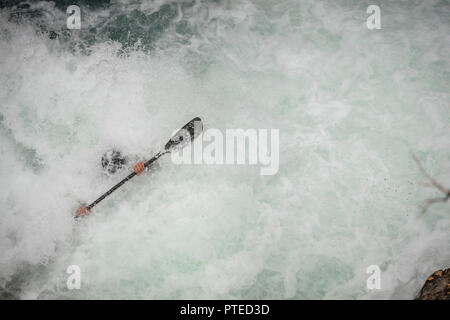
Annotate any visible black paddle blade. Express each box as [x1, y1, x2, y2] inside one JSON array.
[[164, 117, 203, 151]]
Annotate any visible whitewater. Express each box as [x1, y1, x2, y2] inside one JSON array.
[[0, 0, 449, 299]]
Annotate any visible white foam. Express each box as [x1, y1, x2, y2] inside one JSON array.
[[0, 0, 449, 299]]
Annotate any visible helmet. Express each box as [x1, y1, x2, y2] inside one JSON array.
[[101, 149, 127, 174]]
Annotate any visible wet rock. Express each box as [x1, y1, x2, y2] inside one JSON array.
[[416, 268, 450, 300]]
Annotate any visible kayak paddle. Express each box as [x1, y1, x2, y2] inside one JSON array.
[[75, 117, 203, 218]]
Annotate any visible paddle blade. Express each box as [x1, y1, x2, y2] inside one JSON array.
[[164, 117, 203, 151]]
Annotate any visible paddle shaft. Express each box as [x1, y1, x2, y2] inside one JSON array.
[[86, 150, 168, 211]]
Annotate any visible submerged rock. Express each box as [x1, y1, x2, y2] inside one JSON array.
[[416, 269, 450, 300]]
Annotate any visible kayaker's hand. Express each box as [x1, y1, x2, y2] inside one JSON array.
[[133, 161, 145, 176], [75, 205, 90, 218]]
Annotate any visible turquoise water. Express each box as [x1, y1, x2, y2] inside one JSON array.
[[0, 0, 449, 299]]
